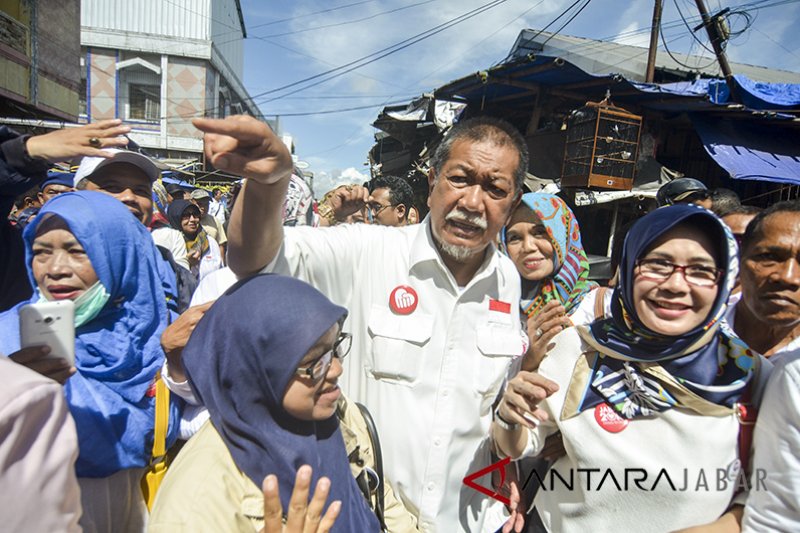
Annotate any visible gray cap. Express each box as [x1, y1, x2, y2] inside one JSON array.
[[74, 148, 160, 187]]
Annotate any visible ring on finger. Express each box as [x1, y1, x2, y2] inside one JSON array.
[[535, 328, 543, 338], [88, 137, 102, 148]]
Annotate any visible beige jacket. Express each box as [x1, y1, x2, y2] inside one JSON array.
[[149, 395, 418, 532]]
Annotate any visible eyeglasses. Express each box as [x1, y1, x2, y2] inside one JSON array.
[[295, 333, 353, 381], [635, 258, 721, 287], [368, 202, 395, 215]]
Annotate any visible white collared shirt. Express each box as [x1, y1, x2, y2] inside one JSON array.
[[264, 218, 525, 532]]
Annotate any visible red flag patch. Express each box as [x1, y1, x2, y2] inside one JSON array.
[[489, 299, 511, 314]]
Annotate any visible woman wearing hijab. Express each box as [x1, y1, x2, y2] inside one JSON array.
[[167, 199, 222, 281], [148, 274, 383, 532], [502, 193, 595, 371], [0, 191, 182, 532], [493, 204, 768, 532]]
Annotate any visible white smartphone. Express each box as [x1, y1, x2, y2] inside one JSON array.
[[19, 300, 76, 366]]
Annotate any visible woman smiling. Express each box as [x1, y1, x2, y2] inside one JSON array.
[[502, 193, 595, 371], [493, 204, 769, 533]]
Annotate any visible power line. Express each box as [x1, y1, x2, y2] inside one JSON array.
[[257, 0, 439, 39], [247, 0, 512, 105], [539, 0, 593, 48]]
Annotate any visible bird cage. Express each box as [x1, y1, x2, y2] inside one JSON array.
[[561, 101, 642, 191]]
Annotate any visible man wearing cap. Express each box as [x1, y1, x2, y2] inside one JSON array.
[[74, 147, 192, 277], [656, 177, 713, 209], [165, 183, 190, 203], [194, 114, 529, 532], [190, 188, 227, 261], [38, 172, 74, 205]]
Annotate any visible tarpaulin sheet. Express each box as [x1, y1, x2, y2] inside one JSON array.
[[649, 75, 800, 110], [692, 114, 800, 184]]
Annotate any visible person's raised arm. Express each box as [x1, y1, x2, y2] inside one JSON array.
[[192, 116, 293, 277]]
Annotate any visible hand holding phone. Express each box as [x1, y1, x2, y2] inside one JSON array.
[[15, 301, 76, 383]]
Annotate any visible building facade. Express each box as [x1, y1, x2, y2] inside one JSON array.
[[80, 0, 260, 162], [0, 0, 81, 120]]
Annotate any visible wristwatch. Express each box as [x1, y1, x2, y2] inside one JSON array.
[[494, 406, 519, 431]]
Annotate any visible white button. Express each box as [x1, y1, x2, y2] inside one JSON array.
[[427, 482, 435, 491], [433, 438, 441, 446], [442, 390, 449, 397]]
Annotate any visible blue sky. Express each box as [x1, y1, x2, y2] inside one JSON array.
[[238, 0, 800, 197]]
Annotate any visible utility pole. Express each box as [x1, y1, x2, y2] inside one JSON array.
[[645, 0, 663, 83], [693, 0, 737, 100]]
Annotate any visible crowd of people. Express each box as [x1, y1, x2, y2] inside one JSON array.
[[0, 114, 798, 533]]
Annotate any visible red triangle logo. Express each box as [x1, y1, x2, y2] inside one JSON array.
[[462, 456, 511, 506]]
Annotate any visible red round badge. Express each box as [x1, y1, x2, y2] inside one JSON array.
[[594, 403, 629, 433], [389, 285, 418, 315]]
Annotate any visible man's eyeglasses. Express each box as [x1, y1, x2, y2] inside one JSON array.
[[635, 258, 721, 287], [368, 202, 395, 215], [295, 333, 353, 381]]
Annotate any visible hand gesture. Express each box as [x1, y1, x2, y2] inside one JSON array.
[[261, 465, 340, 533], [502, 480, 525, 533], [25, 119, 131, 162], [192, 115, 293, 186], [328, 185, 370, 222], [497, 371, 559, 429], [9, 345, 75, 384], [523, 301, 571, 371]]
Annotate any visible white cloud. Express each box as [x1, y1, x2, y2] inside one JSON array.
[[309, 167, 370, 200]]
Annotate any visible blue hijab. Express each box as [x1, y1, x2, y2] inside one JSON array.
[[0, 191, 181, 477], [573, 204, 754, 419], [183, 274, 379, 532]]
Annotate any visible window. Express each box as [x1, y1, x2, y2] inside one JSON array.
[[117, 55, 162, 124], [128, 83, 160, 121]]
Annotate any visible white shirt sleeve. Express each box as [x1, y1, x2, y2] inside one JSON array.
[[151, 227, 190, 271], [262, 224, 370, 309], [742, 354, 800, 532]]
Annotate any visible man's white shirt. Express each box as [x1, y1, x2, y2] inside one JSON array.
[[263, 218, 525, 532]]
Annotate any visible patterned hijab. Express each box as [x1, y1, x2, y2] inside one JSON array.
[[501, 193, 595, 317], [567, 204, 756, 420]]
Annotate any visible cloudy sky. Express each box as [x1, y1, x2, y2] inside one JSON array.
[[238, 0, 800, 196]]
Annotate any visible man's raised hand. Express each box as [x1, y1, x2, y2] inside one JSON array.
[[192, 115, 293, 186]]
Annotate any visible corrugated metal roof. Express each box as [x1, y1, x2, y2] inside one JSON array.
[[509, 30, 800, 84]]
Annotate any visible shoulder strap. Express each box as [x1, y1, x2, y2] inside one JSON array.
[[594, 287, 609, 320], [355, 402, 386, 531], [153, 374, 169, 462]]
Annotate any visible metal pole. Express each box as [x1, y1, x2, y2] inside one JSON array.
[[694, 0, 737, 100], [645, 0, 663, 83]]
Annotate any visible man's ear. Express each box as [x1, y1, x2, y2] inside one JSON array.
[[37, 192, 45, 205], [505, 190, 523, 225], [427, 168, 436, 209], [396, 203, 407, 220]]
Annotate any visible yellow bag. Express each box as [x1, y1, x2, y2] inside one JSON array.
[[141, 375, 170, 511]]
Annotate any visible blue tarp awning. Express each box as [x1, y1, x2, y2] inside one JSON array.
[[692, 114, 800, 184], [431, 54, 800, 184]]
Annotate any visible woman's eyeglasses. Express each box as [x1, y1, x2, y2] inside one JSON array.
[[635, 258, 721, 287], [295, 332, 353, 381]]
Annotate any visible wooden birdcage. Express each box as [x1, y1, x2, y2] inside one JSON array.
[[560, 101, 642, 191]]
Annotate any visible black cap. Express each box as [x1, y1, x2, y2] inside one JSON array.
[[656, 178, 709, 206]]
